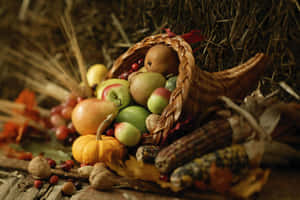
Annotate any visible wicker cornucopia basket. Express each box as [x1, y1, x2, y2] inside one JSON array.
[[107, 34, 269, 145]]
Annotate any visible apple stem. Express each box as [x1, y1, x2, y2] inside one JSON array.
[[96, 114, 115, 140]]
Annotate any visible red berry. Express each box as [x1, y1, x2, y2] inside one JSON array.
[[65, 95, 78, 108], [61, 163, 72, 171], [41, 117, 52, 128], [34, 180, 43, 189], [50, 114, 66, 128], [137, 58, 143, 65], [65, 160, 75, 168], [131, 63, 139, 71], [106, 128, 114, 136], [159, 174, 169, 182], [118, 72, 129, 80], [49, 175, 59, 185], [67, 122, 76, 133], [61, 106, 73, 120], [47, 159, 56, 168], [56, 125, 70, 141], [51, 105, 63, 115]]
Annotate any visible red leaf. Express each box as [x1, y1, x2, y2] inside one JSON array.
[[0, 122, 19, 142], [0, 89, 39, 143], [181, 30, 205, 44], [16, 122, 29, 143], [164, 28, 177, 37], [15, 89, 36, 110], [3, 145, 33, 161]]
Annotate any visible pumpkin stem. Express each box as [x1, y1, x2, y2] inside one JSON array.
[[96, 114, 115, 140]]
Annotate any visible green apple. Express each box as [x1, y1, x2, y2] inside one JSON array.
[[165, 76, 177, 92], [116, 106, 150, 132], [86, 64, 108, 87], [95, 79, 129, 98], [147, 88, 171, 114], [115, 122, 141, 146], [101, 83, 131, 109]]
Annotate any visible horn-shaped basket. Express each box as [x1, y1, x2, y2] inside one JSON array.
[[107, 34, 269, 145]]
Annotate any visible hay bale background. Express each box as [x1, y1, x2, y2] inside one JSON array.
[[0, 0, 299, 101]]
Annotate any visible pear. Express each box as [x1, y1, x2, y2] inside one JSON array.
[[144, 45, 179, 76], [129, 72, 166, 106]]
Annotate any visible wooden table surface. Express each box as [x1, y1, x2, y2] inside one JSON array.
[[0, 167, 299, 200]]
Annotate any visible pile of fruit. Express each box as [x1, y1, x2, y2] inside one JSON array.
[[42, 41, 274, 198], [48, 44, 181, 165]]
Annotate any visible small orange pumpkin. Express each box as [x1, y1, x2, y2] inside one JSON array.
[[72, 114, 126, 164]]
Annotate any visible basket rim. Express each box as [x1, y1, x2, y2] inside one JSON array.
[[107, 33, 196, 144]]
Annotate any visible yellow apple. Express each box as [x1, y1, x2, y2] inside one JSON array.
[[87, 64, 108, 87]]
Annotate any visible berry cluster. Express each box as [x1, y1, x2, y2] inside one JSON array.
[[34, 158, 76, 190], [118, 58, 144, 80], [50, 94, 84, 143]]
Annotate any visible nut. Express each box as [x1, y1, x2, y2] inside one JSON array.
[[28, 156, 52, 179], [62, 181, 76, 195], [89, 163, 116, 190]]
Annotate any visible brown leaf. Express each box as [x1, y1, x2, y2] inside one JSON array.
[[230, 168, 270, 199], [106, 156, 161, 182], [259, 104, 281, 136]]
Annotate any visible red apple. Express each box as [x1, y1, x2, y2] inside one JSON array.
[[101, 83, 131, 109], [147, 88, 171, 114], [115, 122, 141, 146]]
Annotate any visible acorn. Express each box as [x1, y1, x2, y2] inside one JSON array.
[[144, 44, 179, 76], [62, 181, 76, 195]]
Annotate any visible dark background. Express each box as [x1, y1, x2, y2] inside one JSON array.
[[0, 0, 299, 100]]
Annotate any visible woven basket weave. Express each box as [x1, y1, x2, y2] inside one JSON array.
[[107, 34, 269, 145]]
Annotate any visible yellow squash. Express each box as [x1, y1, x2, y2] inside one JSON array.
[[72, 134, 126, 164]]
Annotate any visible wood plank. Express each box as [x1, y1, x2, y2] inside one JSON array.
[[71, 186, 225, 200], [46, 185, 63, 200], [4, 177, 26, 200], [40, 185, 54, 200], [71, 169, 300, 200], [0, 177, 18, 200], [16, 187, 39, 200], [0, 155, 86, 180], [0, 156, 28, 171]]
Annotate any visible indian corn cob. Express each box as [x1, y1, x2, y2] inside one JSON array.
[[155, 117, 252, 173], [170, 144, 249, 188], [136, 145, 160, 163]]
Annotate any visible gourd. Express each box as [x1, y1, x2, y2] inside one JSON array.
[[72, 114, 126, 164]]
